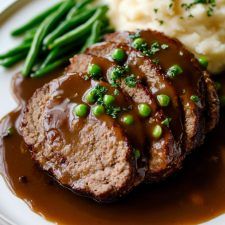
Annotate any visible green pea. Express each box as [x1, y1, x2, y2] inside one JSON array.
[[152, 125, 162, 139], [103, 95, 115, 106], [138, 103, 151, 117], [198, 56, 208, 68], [88, 63, 102, 79], [85, 89, 96, 104], [74, 104, 89, 117], [167, 64, 183, 78], [132, 38, 146, 49], [122, 114, 134, 125], [157, 94, 170, 107], [92, 105, 105, 117], [111, 48, 126, 62]]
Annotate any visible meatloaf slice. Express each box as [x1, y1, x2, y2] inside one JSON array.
[[20, 74, 140, 202], [85, 42, 184, 150], [104, 30, 207, 151], [67, 54, 183, 181]]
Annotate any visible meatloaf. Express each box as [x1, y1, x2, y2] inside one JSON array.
[[20, 29, 220, 202]]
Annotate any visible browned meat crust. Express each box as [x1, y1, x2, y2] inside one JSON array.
[[203, 71, 220, 132]]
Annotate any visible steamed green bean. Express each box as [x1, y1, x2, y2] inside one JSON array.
[[66, 0, 94, 20], [44, 8, 96, 46], [81, 20, 102, 52], [2, 0, 112, 77], [41, 40, 83, 68], [49, 6, 108, 49], [0, 42, 31, 60], [0, 52, 27, 68], [31, 54, 73, 78], [11, 1, 63, 36], [22, 0, 75, 77]]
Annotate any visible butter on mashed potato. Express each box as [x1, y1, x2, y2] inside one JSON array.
[[103, 0, 225, 74]]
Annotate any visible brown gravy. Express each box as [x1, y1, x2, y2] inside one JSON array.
[[0, 71, 225, 225]]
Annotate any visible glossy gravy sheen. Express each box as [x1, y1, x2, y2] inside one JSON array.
[[0, 71, 225, 225]]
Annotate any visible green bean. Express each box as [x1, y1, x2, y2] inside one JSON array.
[[22, 0, 75, 77], [41, 40, 83, 68], [44, 8, 96, 46], [102, 26, 115, 35], [0, 52, 27, 68], [23, 28, 37, 41], [81, 20, 102, 52], [101, 16, 110, 26], [22, 37, 34, 44], [0, 42, 31, 60], [49, 6, 108, 50], [66, 0, 94, 20], [41, 48, 63, 68], [31, 54, 73, 78], [11, 1, 63, 36], [43, 0, 76, 33], [22, 22, 47, 76]]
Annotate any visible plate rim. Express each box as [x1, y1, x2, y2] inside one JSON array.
[[0, 2, 56, 224], [0, 0, 30, 25], [0, 1, 224, 225]]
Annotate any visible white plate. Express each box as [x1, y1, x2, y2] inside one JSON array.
[[0, 1, 224, 225]]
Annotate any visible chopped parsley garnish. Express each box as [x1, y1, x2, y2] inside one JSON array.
[[134, 149, 141, 159], [6, 127, 14, 136], [158, 20, 164, 25], [138, 41, 161, 57], [93, 85, 108, 105], [169, 0, 175, 9], [161, 44, 169, 50], [161, 118, 172, 127], [92, 85, 122, 119], [125, 74, 137, 88], [106, 105, 121, 119], [150, 42, 161, 54], [181, 0, 216, 17], [190, 95, 200, 103], [152, 59, 160, 65], [132, 37, 169, 58], [114, 89, 120, 96], [129, 31, 141, 40], [110, 65, 128, 87]]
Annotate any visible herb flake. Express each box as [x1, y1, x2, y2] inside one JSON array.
[[125, 74, 137, 88]]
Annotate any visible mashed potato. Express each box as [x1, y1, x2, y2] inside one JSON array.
[[103, 0, 225, 74]]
